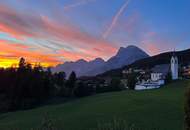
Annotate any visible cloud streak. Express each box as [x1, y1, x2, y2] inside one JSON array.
[[63, 0, 96, 11], [103, 0, 131, 39]]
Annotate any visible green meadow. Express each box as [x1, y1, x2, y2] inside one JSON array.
[[0, 80, 189, 130]]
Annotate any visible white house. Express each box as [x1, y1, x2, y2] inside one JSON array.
[[135, 82, 160, 90], [150, 64, 170, 85], [135, 65, 169, 90], [151, 73, 162, 81]]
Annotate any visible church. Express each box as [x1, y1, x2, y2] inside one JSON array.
[[171, 52, 179, 80], [135, 52, 179, 90], [150, 52, 179, 82]]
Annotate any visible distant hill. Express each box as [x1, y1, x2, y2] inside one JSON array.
[[52, 45, 149, 77], [98, 48, 190, 77]]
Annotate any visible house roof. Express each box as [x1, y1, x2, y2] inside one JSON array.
[[151, 64, 170, 75]]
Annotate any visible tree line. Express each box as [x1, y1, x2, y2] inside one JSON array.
[[0, 58, 81, 112], [0, 58, 125, 112]]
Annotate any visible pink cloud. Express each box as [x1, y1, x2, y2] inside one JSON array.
[[0, 4, 118, 66]]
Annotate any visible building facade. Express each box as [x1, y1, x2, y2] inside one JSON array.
[[151, 73, 163, 81]]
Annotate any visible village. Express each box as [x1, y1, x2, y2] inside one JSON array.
[[123, 52, 180, 90], [79, 52, 190, 91]]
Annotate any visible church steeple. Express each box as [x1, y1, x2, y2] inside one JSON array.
[[172, 49, 177, 57], [171, 50, 178, 80]]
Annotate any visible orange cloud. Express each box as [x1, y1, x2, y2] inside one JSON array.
[[0, 4, 118, 67], [0, 40, 62, 67]]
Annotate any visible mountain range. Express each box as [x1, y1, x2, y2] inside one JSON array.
[[52, 45, 149, 77], [98, 48, 190, 78]]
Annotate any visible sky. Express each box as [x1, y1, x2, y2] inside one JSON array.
[[0, 0, 190, 67]]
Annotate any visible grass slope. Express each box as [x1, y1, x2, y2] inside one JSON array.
[[0, 80, 189, 130]]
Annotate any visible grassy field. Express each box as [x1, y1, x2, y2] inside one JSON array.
[[0, 80, 189, 130]]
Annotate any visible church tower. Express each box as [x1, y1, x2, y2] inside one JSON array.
[[171, 52, 178, 80]]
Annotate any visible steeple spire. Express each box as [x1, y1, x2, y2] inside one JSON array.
[[172, 49, 176, 57]]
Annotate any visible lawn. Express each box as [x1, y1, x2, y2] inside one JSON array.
[[0, 80, 189, 130]]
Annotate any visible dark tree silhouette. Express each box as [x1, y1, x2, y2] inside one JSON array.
[[110, 78, 122, 91], [74, 81, 94, 97], [54, 72, 66, 86], [66, 71, 77, 96], [165, 72, 172, 84], [0, 57, 130, 113], [127, 72, 138, 90], [67, 71, 77, 88], [0, 58, 58, 111]]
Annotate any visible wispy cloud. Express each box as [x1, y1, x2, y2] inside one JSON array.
[[103, 0, 131, 39], [63, 0, 96, 11]]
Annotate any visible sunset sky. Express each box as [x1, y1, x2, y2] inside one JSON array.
[[0, 0, 190, 67]]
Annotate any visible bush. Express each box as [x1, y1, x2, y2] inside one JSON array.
[[127, 73, 138, 90], [109, 78, 123, 91], [74, 82, 94, 97], [165, 73, 172, 84], [96, 85, 112, 93]]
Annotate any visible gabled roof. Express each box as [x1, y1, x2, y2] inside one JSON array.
[[151, 64, 170, 75]]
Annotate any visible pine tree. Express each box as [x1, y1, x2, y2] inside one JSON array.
[[66, 71, 77, 96]]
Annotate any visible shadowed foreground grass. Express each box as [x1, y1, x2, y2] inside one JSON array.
[[0, 80, 189, 130]]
